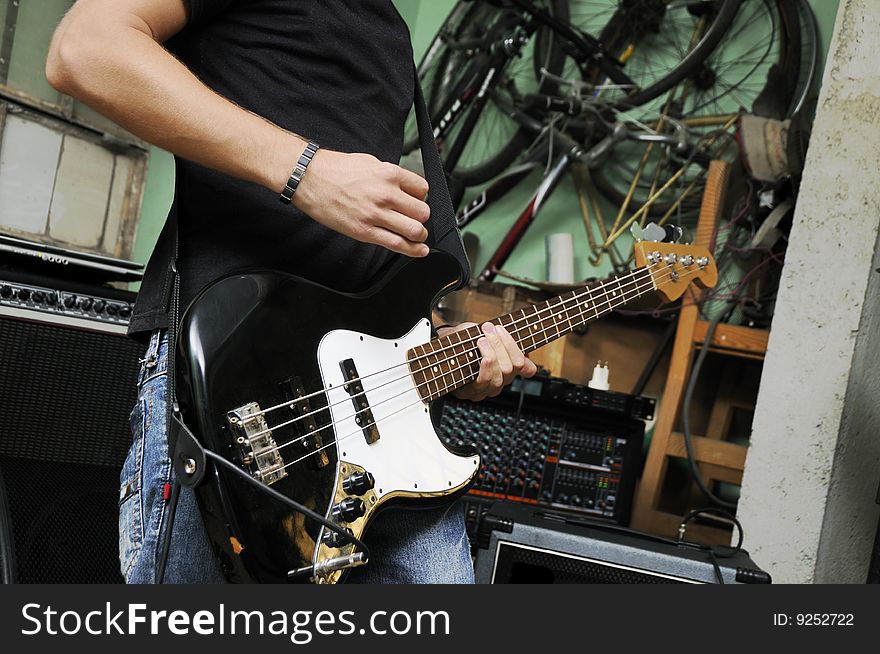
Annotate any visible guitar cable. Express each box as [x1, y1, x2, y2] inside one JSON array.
[[202, 449, 371, 569]]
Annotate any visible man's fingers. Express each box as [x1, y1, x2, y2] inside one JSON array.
[[374, 210, 429, 243], [397, 167, 430, 199], [387, 191, 430, 223], [521, 358, 538, 378], [496, 324, 525, 370], [366, 225, 428, 257], [482, 323, 513, 379], [476, 337, 502, 396]]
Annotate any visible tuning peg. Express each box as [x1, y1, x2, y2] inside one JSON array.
[[630, 223, 643, 242], [663, 225, 683, 243], [642, 223, 666, 243]]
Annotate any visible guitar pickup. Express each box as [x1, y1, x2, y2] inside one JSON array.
[[283, 377, 329, 470], [227, 402, 288, 485], [339, 358, 380, 444]]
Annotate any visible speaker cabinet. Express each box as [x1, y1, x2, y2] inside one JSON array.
[[0, 310, 142, 583], [474, 503, 770, 584]]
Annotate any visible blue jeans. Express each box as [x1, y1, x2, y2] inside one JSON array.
[[119, 329, 474, 584]]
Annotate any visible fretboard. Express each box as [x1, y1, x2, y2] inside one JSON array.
[[408, 266, 657, 401]]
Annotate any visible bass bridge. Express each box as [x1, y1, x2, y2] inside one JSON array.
[[227, 377, 330, 484], [227, 403, 288, 485]]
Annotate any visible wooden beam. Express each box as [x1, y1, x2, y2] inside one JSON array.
[[667, 432, 747, 470], [693, 321, 769, 356]]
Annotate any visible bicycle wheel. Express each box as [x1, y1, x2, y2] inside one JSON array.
[[590, 0, 809, 217], [538, 0, 743, 110], [402, 0, 568, 187]]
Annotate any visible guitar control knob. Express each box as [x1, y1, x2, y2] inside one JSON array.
[[119, 304, 132, 318], [63, 295, 77, 308], [18, 288, 31, 301], [321, 527, 354, 549], [93, 299, 107, 313], [106, 304, 119, 316], [341, 471, 375, 496], [0, 285, 12, 298], [78, 297, 93, 311], [332, 497, 366, 523]]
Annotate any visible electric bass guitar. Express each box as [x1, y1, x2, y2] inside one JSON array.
[[173, 231, 716, 583]]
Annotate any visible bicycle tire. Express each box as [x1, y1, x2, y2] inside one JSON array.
[[589, 0, 807, 217], [403, 0, 569, 187]]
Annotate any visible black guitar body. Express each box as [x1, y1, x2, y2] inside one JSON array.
[[174, 250, 475, 583]]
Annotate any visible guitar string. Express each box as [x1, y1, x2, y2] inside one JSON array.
[[241, 263, 659, 438], [271, 263, 704, 475], [241, 260, 665, 422], [253, 262, 697, 465], [248, 262, 678, 451], [245, 263, 659, 440]]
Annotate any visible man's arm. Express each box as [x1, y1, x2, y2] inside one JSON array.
[[45, 0, 431, 257]]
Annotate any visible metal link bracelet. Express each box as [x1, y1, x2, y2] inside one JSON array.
[[279, 140, 320, 204]]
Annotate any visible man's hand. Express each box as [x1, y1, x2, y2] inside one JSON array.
[[437, 322, 538, 401], [295, 151, 431, 258]]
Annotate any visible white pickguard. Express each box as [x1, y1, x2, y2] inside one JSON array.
[[316, 318, 479, 500]]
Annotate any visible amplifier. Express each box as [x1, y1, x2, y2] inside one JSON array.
[[439, 375, 652, 526], [0, 270, 134, 334], [0, 274, 141, 583], [474, 503, 771, 584]]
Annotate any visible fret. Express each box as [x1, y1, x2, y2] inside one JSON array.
[[516, 308, 528, 351], [528, 305, 543, 352], [453, 330, 470, 390], [614, 275, 626, 310], [447, 332, 462, 389], [421, 343, 441, 401], [563, 291, 577, 331], [551, 297, 562, 340], [408, 345, 428, 402]]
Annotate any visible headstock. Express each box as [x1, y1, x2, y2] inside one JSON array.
[[632, 223, 717, 302]]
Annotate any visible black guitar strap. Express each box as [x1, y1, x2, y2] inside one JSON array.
[[411, 66, 471, 287]]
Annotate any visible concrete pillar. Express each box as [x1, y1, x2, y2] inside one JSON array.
[[737, 0, 880, 583]]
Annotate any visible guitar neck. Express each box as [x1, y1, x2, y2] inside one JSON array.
[[408, 266, 658, 401]]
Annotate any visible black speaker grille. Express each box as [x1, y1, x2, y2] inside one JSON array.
[[0, 314, 143, 583], [0, 457, 123, 583], [494, 542, 687, 584], [0, 316, 142, 466]]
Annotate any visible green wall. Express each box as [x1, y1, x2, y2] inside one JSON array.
[[132, 0, 841, 285]]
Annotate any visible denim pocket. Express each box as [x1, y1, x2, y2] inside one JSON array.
[[118, 398, 145, 581]]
